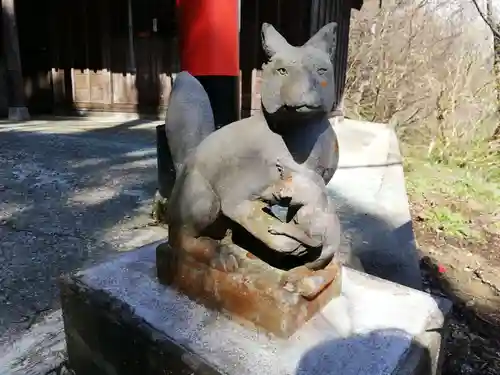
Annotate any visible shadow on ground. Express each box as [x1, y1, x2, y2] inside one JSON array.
[[420, 252, 500, 375], [296, 329, 432, 375], [0, 120, 166, 341]]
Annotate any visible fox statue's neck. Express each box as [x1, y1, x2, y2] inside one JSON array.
[[262, 105, 327, 138]]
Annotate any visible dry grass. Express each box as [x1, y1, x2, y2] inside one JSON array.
[[346, 1, 500, 373], [346, 0, 500, 240]]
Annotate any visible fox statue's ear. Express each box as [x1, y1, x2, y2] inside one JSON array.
[[304, 22, 337, 58], [261, 23, 291, 58]]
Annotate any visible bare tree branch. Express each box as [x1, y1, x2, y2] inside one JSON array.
[[470, 0, 500, 39]]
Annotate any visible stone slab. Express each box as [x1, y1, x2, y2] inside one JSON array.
[[156, 242, 341, 338], [327, 118, 422, 290], [61, 242, 451, 375]]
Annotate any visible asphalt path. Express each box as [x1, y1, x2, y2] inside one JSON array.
[[0, 118, 168, 342]]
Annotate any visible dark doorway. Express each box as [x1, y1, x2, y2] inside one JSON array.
[[15, 0, 54, 114], [130, 0, 176, 116]]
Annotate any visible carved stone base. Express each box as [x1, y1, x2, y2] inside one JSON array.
[[156, 242, 341, 338]]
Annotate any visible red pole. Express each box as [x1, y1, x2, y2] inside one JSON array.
[[176, 0, 240, 128]]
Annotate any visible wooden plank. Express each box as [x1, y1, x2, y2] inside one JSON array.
[[72, 69, 91, 103], [112, 71, 137, 105], [89, 72, 108, 103], [87, 0, 110, 105], [100, 0, 113, 106]]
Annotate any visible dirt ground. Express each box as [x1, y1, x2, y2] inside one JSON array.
[[410, 202, 500, 375]]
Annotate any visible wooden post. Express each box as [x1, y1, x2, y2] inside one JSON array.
[[1, 0, 29, 120], [126, 0, 136, 73]]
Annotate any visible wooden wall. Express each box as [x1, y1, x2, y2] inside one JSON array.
[[15, 0, 177, 116], [49, 0, 178, 116], [0, 5, 7, 116]]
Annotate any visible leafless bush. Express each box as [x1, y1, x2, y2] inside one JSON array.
[[345, 0, 498, 174]]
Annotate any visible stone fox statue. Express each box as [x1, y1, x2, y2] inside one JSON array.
[[165, 22, 344, 280]]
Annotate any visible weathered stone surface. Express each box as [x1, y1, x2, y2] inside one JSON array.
[[156, 242, 341, 338], [61, 242, 451, 375], [164, 25, 343, 290]]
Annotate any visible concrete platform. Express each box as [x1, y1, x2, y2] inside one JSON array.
[[60, 242, 451, 375]]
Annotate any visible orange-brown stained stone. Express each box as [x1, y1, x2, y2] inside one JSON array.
[[156, 242, 341, 338], [333, 138, 339, 153]]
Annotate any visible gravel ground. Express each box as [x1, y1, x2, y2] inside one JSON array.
[[415, 221, 500, 375], [0, 119, 168, 343]]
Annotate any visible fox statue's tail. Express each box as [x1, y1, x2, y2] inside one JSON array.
[[164, 71, 215, 174]]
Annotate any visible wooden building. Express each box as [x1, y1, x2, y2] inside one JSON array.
[[1, 0, 363, 119]]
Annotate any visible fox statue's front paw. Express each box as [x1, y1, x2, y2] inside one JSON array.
[[281, 261, 340, 300], [209, 245, 240, 273]]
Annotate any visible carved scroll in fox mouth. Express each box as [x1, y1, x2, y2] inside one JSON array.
[[156, 21, 346, 337]]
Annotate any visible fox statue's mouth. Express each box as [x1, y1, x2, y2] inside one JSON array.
[[295, 105, 323, 113], [265, 104, 326, 126], [282, 104, 323, 114]]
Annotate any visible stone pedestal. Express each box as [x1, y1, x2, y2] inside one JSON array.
[[156, 242, 341, 338], [60, 242, 451, 375]]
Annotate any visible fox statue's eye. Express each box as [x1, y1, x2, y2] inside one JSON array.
[[276, 68, 288, 76], [317, 68, 327, 75]]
